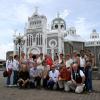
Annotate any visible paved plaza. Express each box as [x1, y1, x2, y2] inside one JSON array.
[[0, 71, 100, 100]]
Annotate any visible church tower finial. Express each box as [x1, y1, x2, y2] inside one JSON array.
[[57, 12, 60, 18], [34, 6, 38, 14]]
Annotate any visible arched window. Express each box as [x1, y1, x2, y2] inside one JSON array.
[[98, 54, 100, 61], [29, 35, 30, 46], [31, 36, 32, 46], [41, 35, 42, 45], [39, 34, 41, 45], [33, 36, 35, 42], [36, 34, 42, 46], [92, 36, 94, 38], [27, 36, 29, 46], [36, 35, 38, 45], [61, 25, 64, 29], [55, 24, 58, 29]]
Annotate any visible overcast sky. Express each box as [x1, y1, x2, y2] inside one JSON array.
[[0, 0, 100, 59]]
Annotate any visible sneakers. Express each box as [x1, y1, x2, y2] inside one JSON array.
[[88, 90, 93, 93], [6, 84, 17, 87]]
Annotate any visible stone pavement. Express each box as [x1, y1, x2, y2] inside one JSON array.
[[0, 71, 100, 100]]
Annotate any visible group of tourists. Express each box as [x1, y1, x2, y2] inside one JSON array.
[[5, 49, 93, 93]]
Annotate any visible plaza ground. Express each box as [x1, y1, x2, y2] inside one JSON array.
[[0, 71, 100, 100]]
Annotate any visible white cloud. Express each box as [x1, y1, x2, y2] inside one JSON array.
[[74, 17, 96, 39], [0, 29, 14, 36], [13, 4, 30, 23], [60, 9, 71, 19], [0, 29, 14, 43], [0, 43, 13, 60], [23, 0, 51, 4]]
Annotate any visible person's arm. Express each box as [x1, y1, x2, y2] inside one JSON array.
[[77, 57, 80, 66], [24, 72, 30, 84], [56, 70, 60, 80], [18, 71, 24, 82], [72, 79, 77, 84], [6, 60, 8, 71], [80, 70, 85, 84], [24, 78, 29, 84], [49, 71, 53, 80], [71, 69, 76, 84], [12, 60, 16, 70], [29, 69, 33, 77]]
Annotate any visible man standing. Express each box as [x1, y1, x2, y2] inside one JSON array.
[[79, 50, 86, 73], [13, 55, 20, 85]]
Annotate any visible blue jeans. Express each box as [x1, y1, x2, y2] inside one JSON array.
[[7, 76, 11, 85], [47, 80, 55, 89], [13, 71, 19, 85], [85, 67, 93, 91]]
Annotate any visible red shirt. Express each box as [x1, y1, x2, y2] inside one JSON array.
[[45, 57, 53, 67], [59, 67, 71, 81]]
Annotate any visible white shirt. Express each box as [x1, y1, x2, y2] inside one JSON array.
[[80, 57, 86, 68], [66, 59, 73, 68], [49, 69, 59, 82], [28, 58, 34, 68], [37, 57, 43, 68], [71, 70, 85, 79], [79, 70, 85, 77], [6, 60, 13, 71], [13, 59, 19, 71]]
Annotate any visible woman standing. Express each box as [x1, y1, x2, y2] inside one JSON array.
[[6, 55, 13, 86], [85, 53, 93, 92]]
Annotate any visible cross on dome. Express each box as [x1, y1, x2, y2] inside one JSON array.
[[34, 6, 38, 14], [57, 12, 60, 18]]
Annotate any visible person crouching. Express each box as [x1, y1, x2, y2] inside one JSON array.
[[58, 64, 71, 91], [18, 64, 30, 89], [65, 62, 85, 93], [47, 64, 59, 90], [29, 61, 42, 89]]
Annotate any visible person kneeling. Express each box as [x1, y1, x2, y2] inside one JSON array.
[[18, 64, 30, 89], [58, 64, 71, 91], [47, 64, 59, 90], [29, 62, 42, 89], [65, 63, 85, 93]]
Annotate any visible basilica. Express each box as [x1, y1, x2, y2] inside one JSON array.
[[12, 9, 100, 78], [13, 9, 84, 60]]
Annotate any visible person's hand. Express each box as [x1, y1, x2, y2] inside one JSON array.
[[43, 76, 46, 78], [72, 79, 76, 84], [58, 77, 62, 80], [22, 83, 25, 87], [18, 79, 24, 82], [49, 77, 53, 80]]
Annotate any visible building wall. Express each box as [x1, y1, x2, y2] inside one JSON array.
[[64, 42, 84, 55], [6, 51, 13, 60], [85, 46, 100, 70]]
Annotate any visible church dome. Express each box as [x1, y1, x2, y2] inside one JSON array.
[[90, 29, 99, 39], [51, 14, 66, 30]]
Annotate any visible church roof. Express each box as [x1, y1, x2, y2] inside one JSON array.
[[0, 59, 5, 62], [86, 38, 100, 42], [64, 34, 85, 42], [52, 17, 65, 23]]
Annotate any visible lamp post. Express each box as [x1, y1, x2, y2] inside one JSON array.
[[14, 33, 25, 60], [68, 41, 73, 54], [49, 39, 57, 61], [93, 41, 98, 71], [65, 40, 73, 55]]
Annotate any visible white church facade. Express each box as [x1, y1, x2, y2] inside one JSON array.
[[13, 9, 84, 59]]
